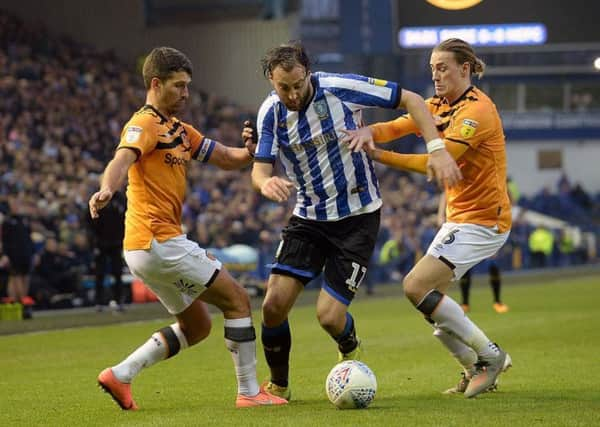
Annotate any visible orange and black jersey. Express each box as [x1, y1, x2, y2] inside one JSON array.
[[370, 86, 511, 233], [117, 105, 216, 250]]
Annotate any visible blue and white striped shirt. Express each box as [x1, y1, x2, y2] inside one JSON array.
[[255, 72, 400, 221]]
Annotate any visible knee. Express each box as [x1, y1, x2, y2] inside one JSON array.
[[402, 272, 429, 305], [182, 319, 212, 346], [262, 297, 288, 327], [316, 307, 341, 331]]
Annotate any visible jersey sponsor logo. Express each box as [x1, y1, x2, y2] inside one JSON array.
[[460, 119, 478, 138], [368, 77, 388, 87], [314, 99, 329, 120], [125, 126, 143, 143], [164, 152, 188, 167]]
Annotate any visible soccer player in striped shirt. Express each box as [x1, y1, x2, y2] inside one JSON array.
[[245, 41, 461, 400]]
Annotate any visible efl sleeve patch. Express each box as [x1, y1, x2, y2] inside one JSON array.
[[459, 119, 478, 138], [125, 126, 143, 143]]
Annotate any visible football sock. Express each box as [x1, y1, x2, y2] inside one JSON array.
[[417, 290, 499, 360], [460, 270, 472, 305], [489, 264, 501, 303], [333, 312, 358, 355], [433, 327, 477, 375], [262, 320, 291, 388], [112, 322, 188, 383], [224, 317, 259, 396]]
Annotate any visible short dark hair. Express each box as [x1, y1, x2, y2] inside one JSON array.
[[142, 47, 193, 89], [261, 40, 311, 79]]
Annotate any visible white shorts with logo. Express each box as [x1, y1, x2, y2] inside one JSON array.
[[426, 222, 510, 281], [124, 235, 222, 315]]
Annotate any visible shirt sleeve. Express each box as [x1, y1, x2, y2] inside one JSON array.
[[184, 123, 216, 163], [254, 96, 279, 163], [117, 115, 157, 158], [317, 72, 400, 111]]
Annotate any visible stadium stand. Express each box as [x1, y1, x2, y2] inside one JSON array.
[[0, 8, 598, 317]]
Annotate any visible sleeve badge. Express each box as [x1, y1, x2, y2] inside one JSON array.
[[125, 126, 143, 143], [460, 119, 478, 138]]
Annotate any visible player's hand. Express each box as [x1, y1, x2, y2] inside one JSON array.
[[339, 128, 376, 153], [427, 148, 462, 187], [260, 176, 294, 203], [242, 120, 258, 158], [89, 189, 113, 219]]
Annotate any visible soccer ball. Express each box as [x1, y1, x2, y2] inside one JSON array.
[[325, 360, 377, 409]]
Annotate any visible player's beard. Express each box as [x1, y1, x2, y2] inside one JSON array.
[[286, 84, 313, 111], [167, 98, 187, 116]]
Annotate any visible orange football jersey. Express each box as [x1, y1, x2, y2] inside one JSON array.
[[117, 105, 215, 250], [372, 86, 511, 232]]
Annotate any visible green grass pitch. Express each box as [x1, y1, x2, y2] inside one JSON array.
[[1, 274, 599, 426]]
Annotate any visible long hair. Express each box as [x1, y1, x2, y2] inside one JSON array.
[[434, 38, 485, 79]]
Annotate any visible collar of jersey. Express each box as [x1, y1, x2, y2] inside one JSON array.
[[143, 104, 170, 123], [448, 85, 475, 107]]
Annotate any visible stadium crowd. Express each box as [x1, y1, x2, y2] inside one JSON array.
[[0, 10, 598, 313]]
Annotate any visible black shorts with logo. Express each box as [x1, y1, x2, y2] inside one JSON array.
[[271, 209, 380, 305]]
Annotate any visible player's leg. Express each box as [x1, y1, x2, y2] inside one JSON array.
[[109, 247, 124, 310], [316, 291, 361, 361], [489, 261, 509, 313], [260, 273, 303, 398], [198, 267, 287, 406], [317, 210, 380, 361], [260, 217, 327, 399], [404, 223, 510, 398], [94, 249, 106, 309], [459, 268, 472, 312]]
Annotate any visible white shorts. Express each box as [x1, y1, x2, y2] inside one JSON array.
[[124, 235, 222, 315], [426, 222, 510, 281]]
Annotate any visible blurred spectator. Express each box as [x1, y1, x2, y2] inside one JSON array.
[[528, 225, 554, 268], [87, 190, 126, 311], [30, 236, 81, 309], [1, 196, 35, 317]]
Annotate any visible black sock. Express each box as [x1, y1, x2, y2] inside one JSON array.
[[460, 270, 472, 305], [489, 264, 501, 303], [333, 312, 358, 355], [261, 320, 291, 388]]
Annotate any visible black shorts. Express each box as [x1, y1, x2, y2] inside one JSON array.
[[6, 254, 32, 275], [271, 209, 380, 305]]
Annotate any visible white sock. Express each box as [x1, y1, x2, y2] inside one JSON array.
[[224, 317, 259, 396], [430, 295, 500, 360], [433, 327, 477, 376], [112, 322, 188, 383]]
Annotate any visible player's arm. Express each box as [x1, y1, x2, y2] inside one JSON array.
[[205, 120, 259, 170], [398, 89, 462, 187], [89, 148, 137, 218], [206, 142, 254, 170], [251, 161, 294, 203], [370, 140, 469, 175]]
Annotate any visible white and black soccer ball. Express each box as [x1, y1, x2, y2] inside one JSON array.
[[325, 360, 377, 409]]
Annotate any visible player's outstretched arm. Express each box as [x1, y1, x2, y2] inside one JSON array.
[[370, 141, 469, 179], [89, 148, 136, 218]]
